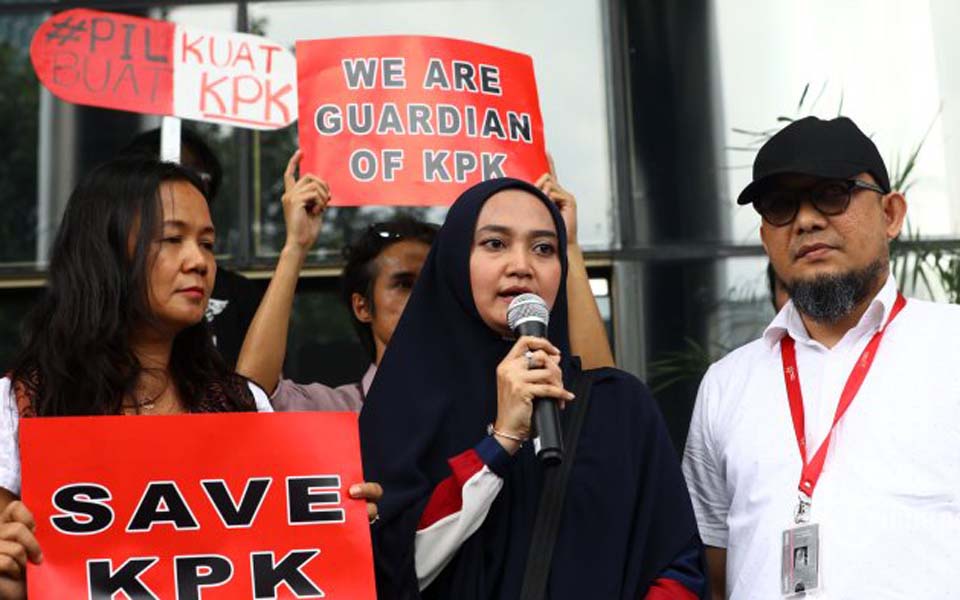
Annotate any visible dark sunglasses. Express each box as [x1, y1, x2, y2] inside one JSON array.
[[754, 178, 887, 226], [368, 222, 404, 240], [364, 221, 438, 243]]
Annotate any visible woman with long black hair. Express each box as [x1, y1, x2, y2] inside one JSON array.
[[0, 158, 379, 597], [8, 158, 260, 420], [360, 178, 706, 599]]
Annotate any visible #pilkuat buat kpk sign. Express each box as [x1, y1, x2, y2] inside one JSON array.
[[30, 8, 297, 129]]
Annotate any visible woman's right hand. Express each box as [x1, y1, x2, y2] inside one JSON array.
[[493, 336, 575, 454], [0, 501, 42, 600], [281, 149, 331, 255]]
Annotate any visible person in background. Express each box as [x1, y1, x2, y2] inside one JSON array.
[[237, 152, 614, 411], [683, 116, 960, 598], [119, 128, 262, 368]]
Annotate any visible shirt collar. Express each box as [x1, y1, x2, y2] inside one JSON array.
[[762, 273, 899, 349], [361, 363, 377, 396]]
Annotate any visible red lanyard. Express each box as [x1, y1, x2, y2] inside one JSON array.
[[780, 293, 906, 499]]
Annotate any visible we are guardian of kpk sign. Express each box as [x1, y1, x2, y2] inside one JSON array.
[[297, 36, 549, 206]]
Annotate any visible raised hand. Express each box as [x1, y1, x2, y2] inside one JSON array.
[[282, 149, 331, 254], [535, 153, 578, 245]]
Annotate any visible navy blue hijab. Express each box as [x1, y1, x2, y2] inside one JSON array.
[[360, 178, 702, 599]]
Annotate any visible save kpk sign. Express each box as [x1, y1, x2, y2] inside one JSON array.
[[21, 412, 375, 599]]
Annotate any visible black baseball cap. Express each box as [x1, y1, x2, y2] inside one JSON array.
[[736, 116, 891, 205]]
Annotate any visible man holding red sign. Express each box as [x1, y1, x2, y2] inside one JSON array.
[[296, 35, 550, 206]]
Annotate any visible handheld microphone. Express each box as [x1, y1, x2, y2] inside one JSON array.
[[507, 293, 563, 466]]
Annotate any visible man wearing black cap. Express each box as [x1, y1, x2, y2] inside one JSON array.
[[682, 116, 960, 599]]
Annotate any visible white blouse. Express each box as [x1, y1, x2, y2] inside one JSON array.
[[0, 377, 271, 496]]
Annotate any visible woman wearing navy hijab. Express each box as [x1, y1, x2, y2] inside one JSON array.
[[360, 178, 705, 599]]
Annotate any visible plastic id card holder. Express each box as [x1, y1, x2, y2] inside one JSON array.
[[781, 523, 821, 597]]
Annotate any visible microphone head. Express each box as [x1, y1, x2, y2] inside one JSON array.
[[507, 293, 549, 333]]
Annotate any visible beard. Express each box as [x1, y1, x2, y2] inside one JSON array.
[[783, 259, 887, 324]]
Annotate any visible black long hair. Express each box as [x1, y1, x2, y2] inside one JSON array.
[[10, 158, 254, 416]]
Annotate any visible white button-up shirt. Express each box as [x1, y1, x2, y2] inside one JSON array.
[[683, 275, 960, 599]]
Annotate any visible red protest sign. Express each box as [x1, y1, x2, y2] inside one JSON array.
[[296, 36, 549, 206], [21, 412, 375, 599], [30, 8, 297, 129], [30, 9, 174, 116]]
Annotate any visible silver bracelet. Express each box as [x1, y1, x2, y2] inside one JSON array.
[[487, 423, 526, 446]]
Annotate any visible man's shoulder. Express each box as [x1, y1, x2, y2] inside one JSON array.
[[271, 378, 364, 412], [692, 337, 780, 426], [896, 296, 960, 339], [705, 336, 775, 384], [903, 295, 960, 318]]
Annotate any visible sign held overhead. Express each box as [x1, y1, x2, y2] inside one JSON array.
[[297, 35, 549, 206], [31, 8, 297, 130]]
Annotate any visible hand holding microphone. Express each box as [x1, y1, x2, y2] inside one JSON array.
[[491, 294, 574, 465]]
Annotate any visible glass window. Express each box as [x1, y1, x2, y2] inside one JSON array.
[[0, 286, 43, 369], [588, 268, 614, 345], [644, 255, 774, 402], [0, 13, 43, 267]]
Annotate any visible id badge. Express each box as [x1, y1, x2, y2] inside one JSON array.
[[781, 523, 820, 597]]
